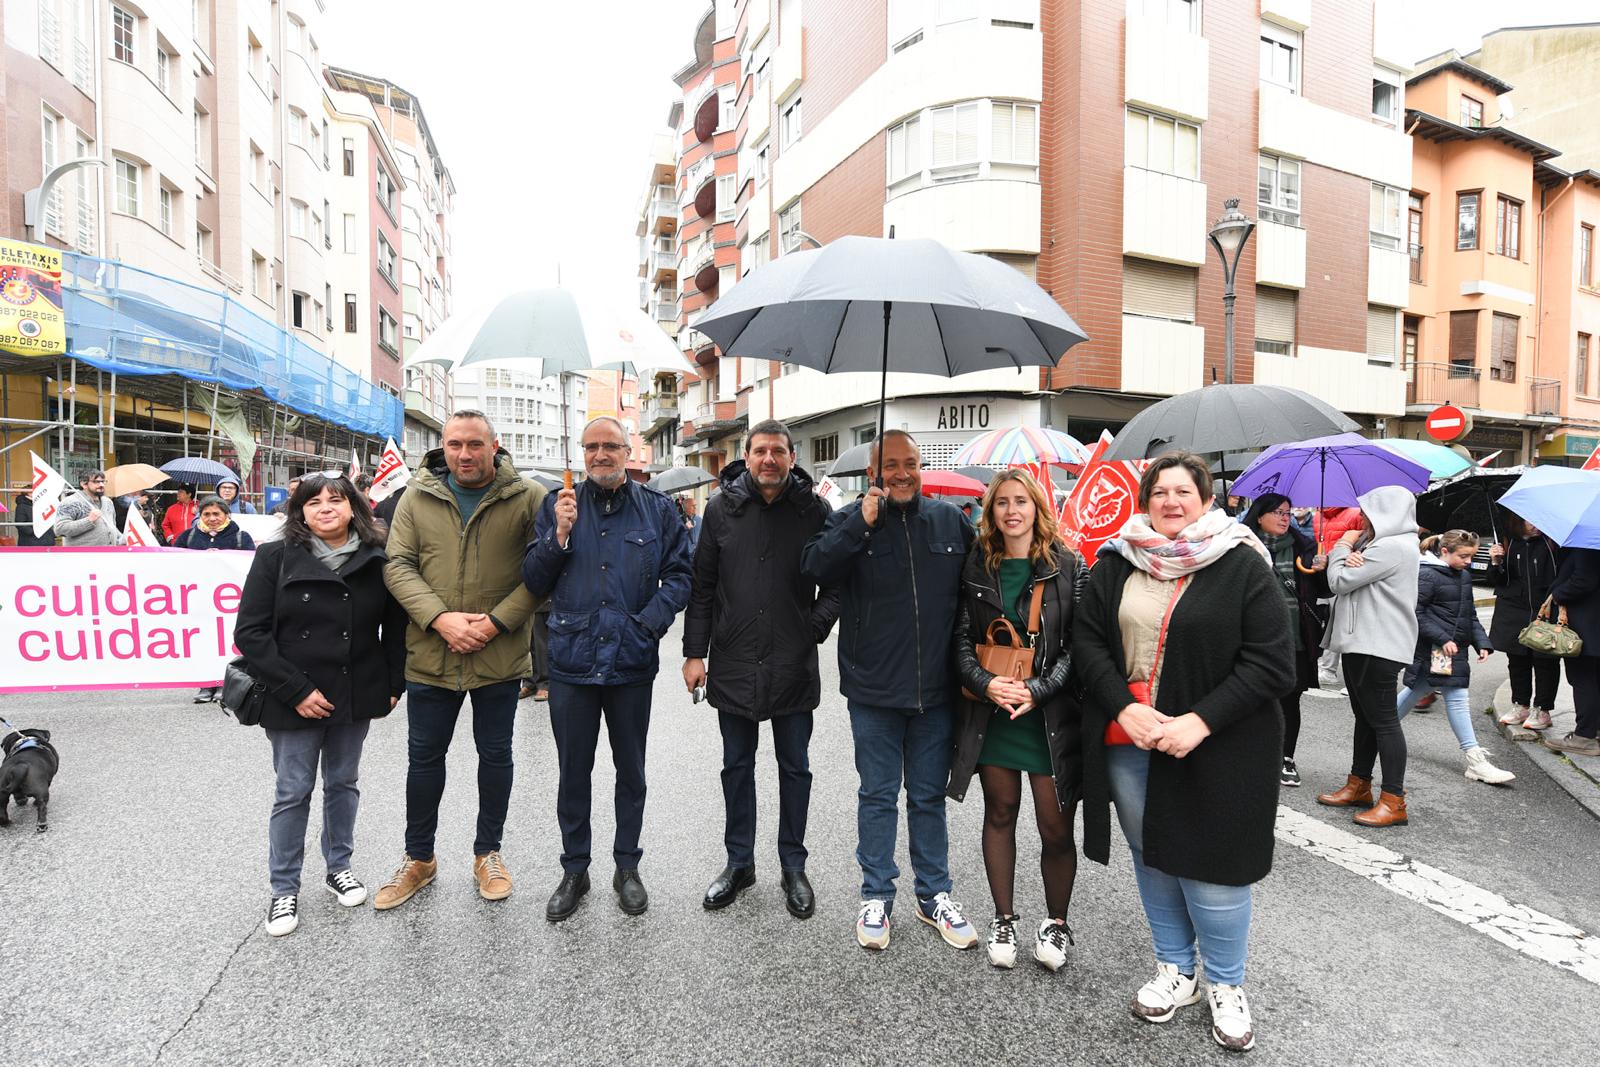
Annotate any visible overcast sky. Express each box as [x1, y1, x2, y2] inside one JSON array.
[[320, 1, 1600, 314]]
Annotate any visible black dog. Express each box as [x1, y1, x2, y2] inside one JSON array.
[[1, 728, 59, 833]]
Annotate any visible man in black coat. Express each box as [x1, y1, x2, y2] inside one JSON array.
[[682, 420, 840, 919], [1547, 547, 1600, 756]]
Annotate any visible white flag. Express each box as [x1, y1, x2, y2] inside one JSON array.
[[368, 437, 411, 503], [814, 474, 845, 510], [123, 505, 159, 547], [29, 451, 68, 539]]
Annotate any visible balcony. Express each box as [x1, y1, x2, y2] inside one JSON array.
[[1255, 220, 1306, 289], [690, 244, 719, 296], [1407, 361, 1480, 409], [1529, 377, 1562, 417], [1124, 13, 1209, 123], [1368, 244, 1411, 308], [650, 195, 678, 237], [1123, 167, 1207, 266], [694, 170, 718, 222], [651, 251, 678, 286], [654, 299, 680, 324], [1121, 315, 1204, 396], [693, 82, 721, 142], [642, 393, 679, 435]]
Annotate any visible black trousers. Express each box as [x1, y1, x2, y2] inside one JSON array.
[[1507, 652, 1561, 712], [719, 711, 813, 870], [549, 680, 652, 874], [526, 609, 550, 688], [1566, 657, 1600, 739], [1343, 653, 1408, 795]]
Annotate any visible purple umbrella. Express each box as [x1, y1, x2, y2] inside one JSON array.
[[1230, 433, 1431, 509]]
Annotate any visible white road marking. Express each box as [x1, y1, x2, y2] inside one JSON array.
[[1275, 806, 1600, 987]]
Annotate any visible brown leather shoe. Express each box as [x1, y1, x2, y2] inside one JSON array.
[[373, 854, 438, 910], [1353, 790, 1408, 827], [1315, 775, 1373, 808], [474, 850, 513, 901]]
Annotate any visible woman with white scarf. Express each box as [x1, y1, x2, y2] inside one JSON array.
[[1073, 452, 1294, 1054]]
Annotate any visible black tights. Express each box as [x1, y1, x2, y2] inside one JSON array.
[[1281, 688, 1304, 757], [978, 764, 1078, 921]]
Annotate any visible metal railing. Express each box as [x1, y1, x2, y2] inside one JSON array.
[[1529, 377, 1562, 417], [654, 300, 680, 322], [1407, 361, 1480, 408], [1409, 242, 1423, 283], [651, 251, 677, 277]]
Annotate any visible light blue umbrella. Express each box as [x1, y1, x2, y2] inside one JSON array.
[[1374, 438, 1473, 480], [1497, 466, 1600, 549]]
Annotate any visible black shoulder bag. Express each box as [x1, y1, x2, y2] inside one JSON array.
[[221, 547, 286, 726]]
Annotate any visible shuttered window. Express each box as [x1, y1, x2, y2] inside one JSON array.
[[986, 252, 1037, 279], [1449, 310, 1478, 369], [1491, 312, 1518, 381], [1366, 305, 1397, 362], [930, 102, 980, 169], [1123, 258, 1197, 322], [1254, 286, 1296, 355], [991, 103, 1037, 165]]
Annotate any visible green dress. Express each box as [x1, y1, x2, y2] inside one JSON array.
[[976, 558, 1052, 775]]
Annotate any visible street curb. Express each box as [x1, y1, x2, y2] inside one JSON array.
[[1486, 680, 1600, 822]]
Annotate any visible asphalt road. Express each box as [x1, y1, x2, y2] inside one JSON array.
[[2, 619, 1597, 1066]]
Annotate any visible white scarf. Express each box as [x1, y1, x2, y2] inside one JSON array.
[[1104, 508, 1269, 580]]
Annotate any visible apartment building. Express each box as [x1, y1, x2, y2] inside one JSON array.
[[637, 0, 1415, 485], [1463, 23, 1600, 174], [636, 129, 682, 471], [449, 368, 587, 472], [325, 66, 457, 457]]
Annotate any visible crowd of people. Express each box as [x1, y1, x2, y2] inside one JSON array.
[[14, 409, 1599, 1056]]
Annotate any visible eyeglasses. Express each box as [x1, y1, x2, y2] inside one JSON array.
[[583, 442, 627, 454], [1270, 508, 1294, 519]]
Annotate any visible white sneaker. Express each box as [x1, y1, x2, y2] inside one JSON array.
[[1207, 983, 1256, 1051], [856, 899, 891, 951], [325, 869, 368, 907], [1033, 918, 1073, 973], [1497, 704, 1530, 727], [1523, 708, 1553, 731], [1464, 746, 1515, 785], [986, 916, 1018, 969], [265, 894, 299, 937], [1131, 961, 1202, 1023], [1305, 686, 1346, 699]]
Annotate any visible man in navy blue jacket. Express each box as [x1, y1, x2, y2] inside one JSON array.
[[523, 416, 692, 921], [803, 429, 978, 953]]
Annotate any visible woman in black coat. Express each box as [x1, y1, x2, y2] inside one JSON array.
[[233, 473, 406, 937], [1240, 493, 1329, 787], [1545, 547, 1600, 757], [1489, 517, 1562, 731], [948, 468, 1083, 974]]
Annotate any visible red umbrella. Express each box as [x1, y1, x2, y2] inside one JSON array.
[[920, 471, 987, 498]]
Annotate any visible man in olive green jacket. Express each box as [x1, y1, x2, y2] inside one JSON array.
[[374, 411, 547, 911]]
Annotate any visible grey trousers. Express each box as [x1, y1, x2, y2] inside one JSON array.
[[266, 720, 371, 895]]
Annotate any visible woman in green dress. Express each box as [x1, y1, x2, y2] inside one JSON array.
[[949, 467, 1084, 972]]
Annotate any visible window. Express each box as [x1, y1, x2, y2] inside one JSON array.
[[378, 308, 399, 353], [40, 109, 63, 235], [344, 293, 358, 332], [887, 116, 922, 184], [1260, 21, 1300, 93], [1257, 153, 1300, 225], [246, 30, 264, 84], [1129, 0, 1199, 33], [755, 140, 769, 186], [1370, 184, 1404, 250], [778, 201, 802, 252], [1366, 305, 1398, 364], [114, 158, 139, 216], [1255, 287, 1297, 356], [252, 252, 269, 301], [1372, 79, 1398, 124], [1461, 95, 1484, 129], [1408, 193, 1424, 281], [321, 199, 330, 248], [780, 96, 803, 149], [377, 233, 397, 284], [930, 101, 980, 171], [159, 186, 174, 236], [1495, 195, 1522, 259], [195, 223, 211, 261], [156, 47, 173, 95], [194, 107, 211, 168], [322, 119, 330, 169], [1456, 192, 1480, 250], [1583, 224, 1595, 288], [377, 166, 397, 216], [343, 138, 355, 177], [324, 284, 333, 331], [1579, 333, 1591, 397], [1449, 309, 1477, 373], [716, 173, 737, 223], [287, 108, 305, 146], [812, 433, 839, 465], [745, 233, 769, 274], [991, 102, 1038, 165], [289, 199, 307, 238], [343, 214, 357, 253], [112, 6, 135, 64], [291, 291, 308, 330], [721, 87, 738, 133], [1126, 109, 1199, 180], [1490, 312, 1518, 381], [1123, 257, 1198, 323]]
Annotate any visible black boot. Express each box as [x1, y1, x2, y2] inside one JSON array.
[[614, 868, 649, 915], [545, 870, 589, 922], [703, 865, 756, 910], [781, 868, 814, 919]]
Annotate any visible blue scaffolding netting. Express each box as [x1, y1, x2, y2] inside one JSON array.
[[59, 253, 403, 439]]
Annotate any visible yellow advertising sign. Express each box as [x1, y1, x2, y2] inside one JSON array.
[[0, 239, 67, 357]]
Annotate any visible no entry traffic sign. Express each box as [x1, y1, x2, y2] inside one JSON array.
[[1425, 404, 1470, 443]]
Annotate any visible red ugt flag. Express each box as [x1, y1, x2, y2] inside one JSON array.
[[1058, 430, 1142, 568]]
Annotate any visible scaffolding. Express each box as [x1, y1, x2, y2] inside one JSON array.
[[1, 253, 404, 535]]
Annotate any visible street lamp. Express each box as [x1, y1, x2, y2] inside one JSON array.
[[784, 229, 823, 252], [24, 158, 106, 242], [1207, 197, 1256, 385]]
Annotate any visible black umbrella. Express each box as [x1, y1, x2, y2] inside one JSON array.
[[649, 466, 716, 495], [827, 442, 874, 479], [954, 464, 1000, 484], [697, 235, 1088, 487], [1102, 384, 1358, 462], [1416, 466, 1526, 541]]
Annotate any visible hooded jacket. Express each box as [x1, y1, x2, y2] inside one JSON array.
[[173, 518, 255, 551], [383, 448, 545, 690], [682, 461, 841, 720], [1323, 486, 1421, 660], [215, 477, 258, 514], [1402, 554, 1491, 689]]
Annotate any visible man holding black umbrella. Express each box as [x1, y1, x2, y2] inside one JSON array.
[[803, 429, 978, 952]]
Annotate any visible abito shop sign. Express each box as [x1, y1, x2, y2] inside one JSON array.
[[0, 547, 252, 692], [0, 238, 66, 357]]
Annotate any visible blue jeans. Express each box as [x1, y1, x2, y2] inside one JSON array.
[[720, 711, 813, 871], [549, 680, 653, 874], [1397, 681, 1480, 752], [1106, 746, 1254, 985], [848, 701, 954, 912], [266, 720, 370, 896], [403, 680, 520, 861]]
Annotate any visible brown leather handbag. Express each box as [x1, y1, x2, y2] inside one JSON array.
[[962, 582, 1046, 701]]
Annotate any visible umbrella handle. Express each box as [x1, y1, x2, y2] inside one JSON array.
[[1295, 558, 1317, 575], [563, 470, 573, 491]]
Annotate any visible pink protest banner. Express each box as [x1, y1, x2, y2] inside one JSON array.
[[0, 547, 254, 692], [1058, 430, 1142, 567]]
